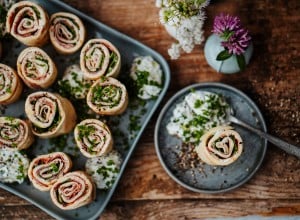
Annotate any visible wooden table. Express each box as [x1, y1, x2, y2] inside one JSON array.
[[1, 0, 300, 219]]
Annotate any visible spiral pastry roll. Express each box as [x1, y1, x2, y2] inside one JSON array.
[[87, 77, 128, 115], [196, 126, 243, 166], [28, 152, 72, 191], [74, 119, 113, 158], [25, 91, 77, 138], [0, 64, 23, 105], [50, 171, 96, 210], [17, 47, 58, 89], [0, 116, 34, 151], [49, 12, 86, 55], [6, 1, 49, 46], [80, 39, 121, 80]]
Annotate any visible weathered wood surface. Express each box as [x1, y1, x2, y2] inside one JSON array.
[[0, 0, 299, 219]]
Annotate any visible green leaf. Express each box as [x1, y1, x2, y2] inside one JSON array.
[[216, 50, 232, 61], [236, 54, 246, 71]]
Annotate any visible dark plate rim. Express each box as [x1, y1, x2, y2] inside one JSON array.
[[154, 82, 267, 194]]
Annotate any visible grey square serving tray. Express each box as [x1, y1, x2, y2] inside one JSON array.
[[0, 0, 170, 219]]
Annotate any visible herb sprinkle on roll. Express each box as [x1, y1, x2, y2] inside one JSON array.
[[80, 39, 121, 80], [0, 116, 34, 151], [50, 171, 96, 210], [17, 47, 58, 89], [25, 91, 77, 138], [0, 63, 23, 105], [74, 119, 113, 158], [6, 1, 49, 46], [196, 126, 243, 166], [49, 12, 86, 55], [28, 152, 72, 191], [87, 77, 128, 115]]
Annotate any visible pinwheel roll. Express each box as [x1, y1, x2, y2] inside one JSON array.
[[74, 119, 113, 158], [6, 1, 49, 46], [0, 63, 23, 105], [49, 12, 86, 55], [25, 91, 77, 138], [50, 171, 96, 210], [28, 152, 72, 191], [80, 39, 121, 80], [86, 77, 128, 115], [17, 47, 58, 89], [0, 117, 34, 150], [196, 126, 243, 166]]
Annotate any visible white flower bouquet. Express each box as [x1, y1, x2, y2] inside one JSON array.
[[156, 0, 210, 59]]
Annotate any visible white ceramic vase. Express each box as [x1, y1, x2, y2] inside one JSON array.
[[204, 34, 253, 74]]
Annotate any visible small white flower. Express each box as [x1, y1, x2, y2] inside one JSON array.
[[155, 0, 162, 7], [168, 43, 181, 60]]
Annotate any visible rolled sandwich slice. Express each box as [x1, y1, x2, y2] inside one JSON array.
[[50, 171, 96, 210], [86, 77, 128, 115], [25, 91, 77, 138], [80, 39, 121, 80], [28, 152, 72, 191], [196, 126, 243, 166], [74, 119, 113, 158], [49, 12, 86, 55], [17, 47, 57, 89], [0, 117, 34, 151], [0, 63, 23, 105], [6, 1, 49, 46]]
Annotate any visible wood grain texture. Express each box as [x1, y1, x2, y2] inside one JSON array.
[[0, 0, 300, 219]]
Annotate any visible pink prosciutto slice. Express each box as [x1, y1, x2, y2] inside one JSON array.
[[6, 1, 49, 46], [49, 12, 86, 55], [0, 63, 23, 105], [196, 126, 243, 166], [74, 119, 113, 158], [25, 91, 77, 138], [17, 47, 57, 89], [80, 39, 121, 80], [28, 152, 72, 191], [0, 116, 34, 151], [86, 77, 128, 115], [50, 171, 96, 210]]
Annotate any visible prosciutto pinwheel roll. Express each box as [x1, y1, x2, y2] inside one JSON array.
[[6, 1, 49, 46], [50, 171, 96, 210], [74, 119, 113, 158], [49, 12, 86, 55], [0, 117, 34, 150], [196, 126, 243, 166], [17, 47, 58, 89], [86, 77, 128, 115], [28, 152, 72, 191], [80, 39, 121, 80], [25, 91, 77, 138], [0, 63, 23, 105]]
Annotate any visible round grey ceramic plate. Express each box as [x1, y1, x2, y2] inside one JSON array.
[[155, 82, 267, 193]]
